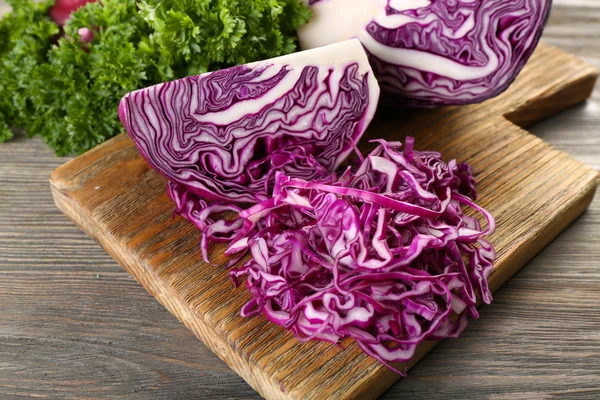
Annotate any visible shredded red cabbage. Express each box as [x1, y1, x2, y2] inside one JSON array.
[[166, 149, 331, 263], [223, 137, 496, 374], [138, 125, 496, 372]]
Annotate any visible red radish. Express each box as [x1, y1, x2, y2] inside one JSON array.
[[78, 27, 94, 43], [50, 0, 96, 26]]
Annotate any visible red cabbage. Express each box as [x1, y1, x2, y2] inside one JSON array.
[[119, 39, 380, 204], [299, 0, 552, 106], [120, 37, 497, 374], [227, 138, 496, 373]]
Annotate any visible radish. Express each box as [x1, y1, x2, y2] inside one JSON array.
[[50, 0, 96, 26]]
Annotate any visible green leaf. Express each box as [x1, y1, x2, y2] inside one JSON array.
[[0, 122, 14, 143]]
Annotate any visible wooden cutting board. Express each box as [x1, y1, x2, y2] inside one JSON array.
[[50, 43, 599, 400]]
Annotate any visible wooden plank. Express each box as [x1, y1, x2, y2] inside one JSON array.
[[49, 43, 599, 400]]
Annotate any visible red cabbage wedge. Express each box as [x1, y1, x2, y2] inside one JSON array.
[[299, 0, 552, 106], [119, 39, 380, 204]]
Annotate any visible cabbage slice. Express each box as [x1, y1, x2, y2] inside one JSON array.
[[119, 39, 380, 203], [299, 0, 552, 106]]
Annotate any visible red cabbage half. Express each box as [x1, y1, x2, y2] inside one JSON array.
[[226, 138, 496, 373], [119, 39, 380, 204], [299, 0, 552, 106]]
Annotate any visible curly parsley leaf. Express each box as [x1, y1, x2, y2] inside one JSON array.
[[0, 0, 310, 155]]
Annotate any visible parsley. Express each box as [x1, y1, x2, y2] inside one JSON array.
[[0, 0, 310, 155]]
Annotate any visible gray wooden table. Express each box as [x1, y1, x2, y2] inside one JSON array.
[[1, 2, 599, 399]]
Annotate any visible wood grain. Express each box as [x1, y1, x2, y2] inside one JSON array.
[[47, 42, 599, 400], [1, 2, 600, 399]]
